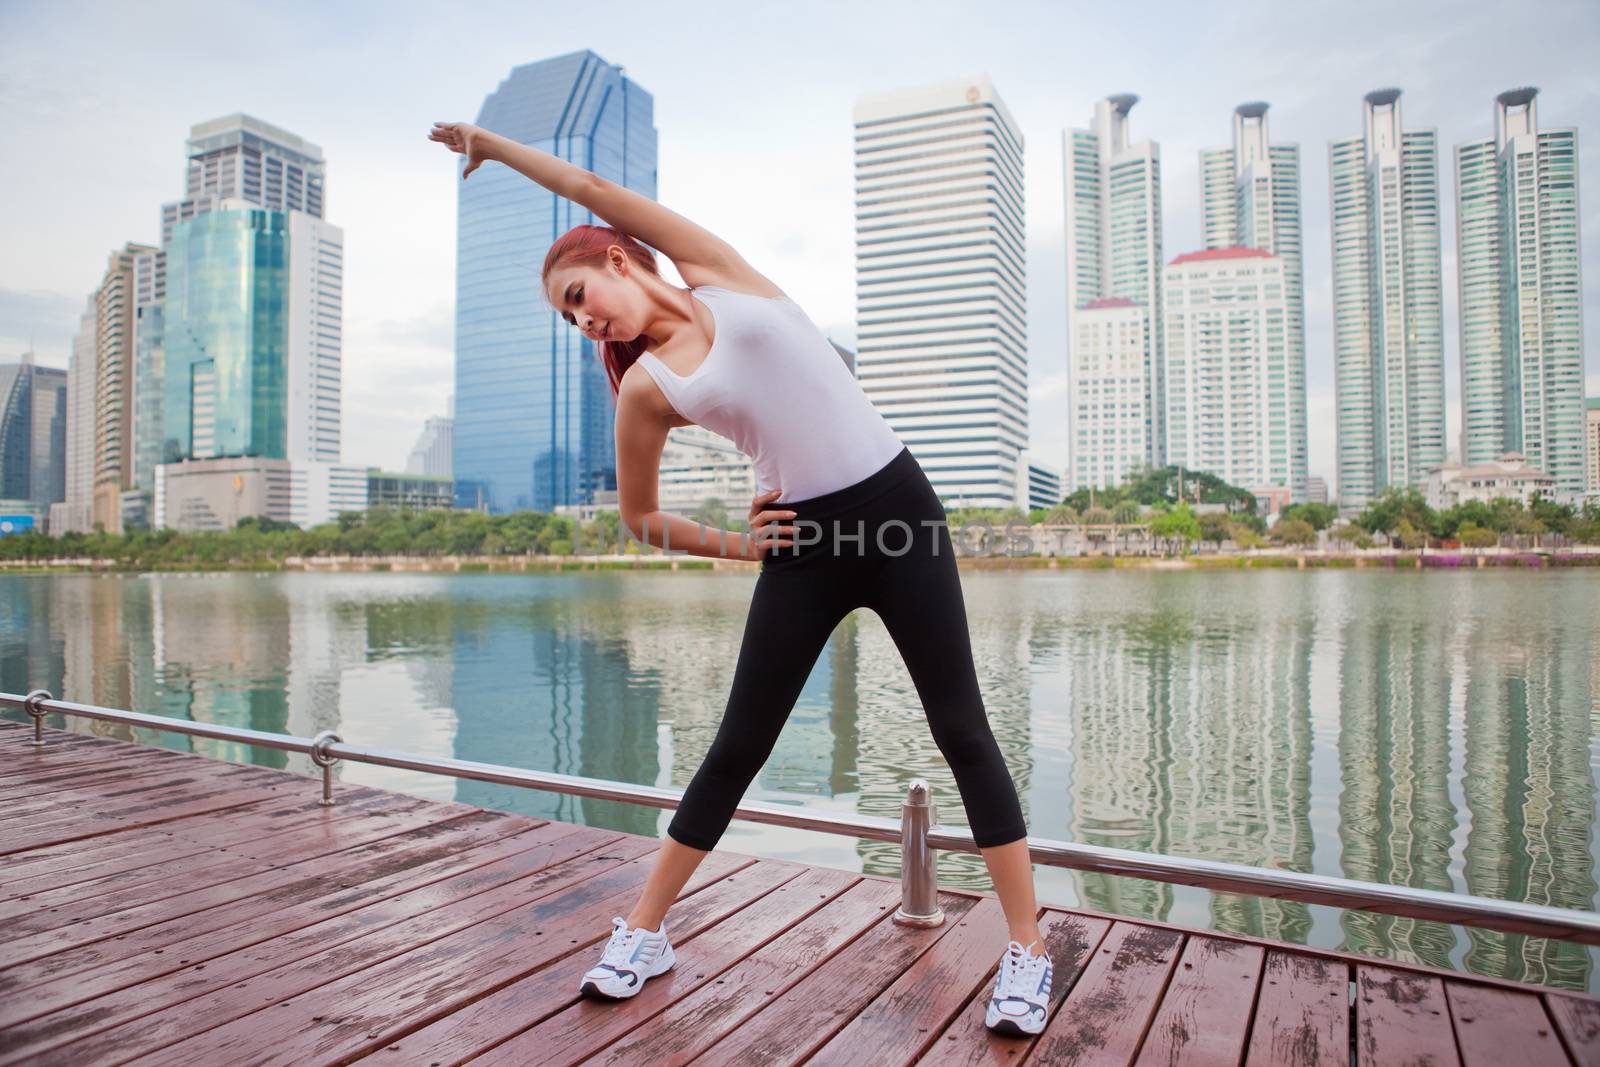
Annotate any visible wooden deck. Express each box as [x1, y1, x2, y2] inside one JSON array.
[[2, 720, 1598, 1066]]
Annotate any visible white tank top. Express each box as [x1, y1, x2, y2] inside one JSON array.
[[635, 286, 905, 502]]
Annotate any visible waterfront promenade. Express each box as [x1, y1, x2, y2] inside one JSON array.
[[3, 720, 1599, 1065]]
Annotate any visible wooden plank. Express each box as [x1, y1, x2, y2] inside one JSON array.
[[0, 818, 583, 1051], [0, 785, 286, 855], [800, 897, 1015, 1064], [476, 869, 886, 1067], [98, 846, 756, 1067], [0, 749, 190, 796], [0, 759, 272, 814], [8, 793, 456, 934], [1023, 922, 1184, 1067], [1134, 936, 1265, 1066], [0, 786, 391, 886], [1245, 952, 1349, 1067], [1355, 965, 1459, 1067], [0, 804, 493, 968], [688, 892, 984, 1067], [0, 824, 641, 1066], [1545, 995, 1600, 1065], [0, 764, 271, 824], [1, 768, 302, 845], [371, 860, 843, 1066], [920, 911, 1111, 1067], [0, 788, 407, 901], [1446, 981, 1570, 1067]]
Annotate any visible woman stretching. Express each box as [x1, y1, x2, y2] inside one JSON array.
[[429, 120, 1053, 1037]]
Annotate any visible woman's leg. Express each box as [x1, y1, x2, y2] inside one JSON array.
[[625, 568, 851, 930], [866, 518, 1042, 948]]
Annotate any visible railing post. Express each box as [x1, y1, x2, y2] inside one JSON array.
[[309, 731, 343, 806], [23, 689, 52, 747], [893, 778, 944, 927]]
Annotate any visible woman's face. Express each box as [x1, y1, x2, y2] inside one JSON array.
[[546, 250, 637, 344]]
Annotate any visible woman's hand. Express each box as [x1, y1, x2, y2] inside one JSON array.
[[429, 122, 497, 180], [745, 489, 797, 562]]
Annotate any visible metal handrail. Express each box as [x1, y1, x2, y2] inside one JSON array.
[[6, 689, 1600, 946]]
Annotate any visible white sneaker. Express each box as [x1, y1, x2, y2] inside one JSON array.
[[985, 938, 1051, 1036], [578, 916, 676, 999]]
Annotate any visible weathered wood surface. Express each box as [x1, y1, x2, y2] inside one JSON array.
[[2, 720, 1596, 1066]]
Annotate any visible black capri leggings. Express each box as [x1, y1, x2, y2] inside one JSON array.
[[665, 444, 1029, 852]]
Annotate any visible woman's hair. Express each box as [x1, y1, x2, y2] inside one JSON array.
[[541, 224, 660, 398]]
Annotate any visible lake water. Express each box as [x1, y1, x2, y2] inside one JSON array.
[[4, 569, 1597, 991]]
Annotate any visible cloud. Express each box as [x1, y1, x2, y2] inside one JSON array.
[[0, 288, 85, 365]]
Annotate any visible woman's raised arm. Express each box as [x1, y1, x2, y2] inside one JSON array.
[[430, 121, 743, 274]]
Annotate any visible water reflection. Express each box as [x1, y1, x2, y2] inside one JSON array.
[[2, 569, 1596, 990]]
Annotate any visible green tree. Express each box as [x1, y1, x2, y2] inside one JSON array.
[[1281, 503, 1336, 531], [1275, 518, 1317, 546], [1198, 511, 1234, 548], [1395, 518, 1427, 550], [1149, 504, 1201, 555]]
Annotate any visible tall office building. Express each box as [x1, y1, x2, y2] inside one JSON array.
[[853, 75, 1028, 508], [1329, 90, 1445, 512], [455, 50, 655, 514], [1164, 249, 1297, 494], [1586, 398, 1600, 497], [160, 113, 326, 243], [92, 242, 156, 533], [131, 247, 165, 526], [151, 116, 352, 531], [0, 356, 68, 524], [1064, 94, 1164, 489], [1198, 102, 1308, 499], [51, 299, 98, 534], [1071, 298, 1148, 491], [156, 117, 342, 468], [1455, 88, 1586, 497]]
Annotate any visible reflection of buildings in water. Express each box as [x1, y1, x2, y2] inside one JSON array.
[[1, 578, 66, 716], [1185, 615, 1316, 944], [284, 576, 356, 743], [1068, 621, 1173, 922], [1460, 618, 1595, 989], [448, 590, 661, 838], [1067, 590, 1315, 938], [48, 576, 151, 745], [1338, 614, 1458, 970], [851, 585, 1036, 890], [149, 577, 294, 768]]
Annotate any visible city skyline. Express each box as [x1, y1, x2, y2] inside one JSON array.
[[3, 0, 1597, 497]]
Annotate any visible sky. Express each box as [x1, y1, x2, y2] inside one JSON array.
[[3, 0, 1598, 488]]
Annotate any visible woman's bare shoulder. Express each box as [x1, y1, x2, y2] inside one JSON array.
[[619, 360, 693, 427]]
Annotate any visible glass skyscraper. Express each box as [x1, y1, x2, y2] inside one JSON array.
[[1455, 88, 1585, 498], [454, 51, 657, 513], [139, 115, 343, 528], [163, 208, 290, 462], [0, 358, 68, 519], [1329, 89, 1445, 512]]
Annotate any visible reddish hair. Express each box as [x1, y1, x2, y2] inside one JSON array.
[[541, 224, 660, 397]]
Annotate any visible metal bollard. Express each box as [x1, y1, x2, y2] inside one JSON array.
[[309, 730, 343, 806], [893, 778, 945, 927], [23, 689, 52, 747]]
